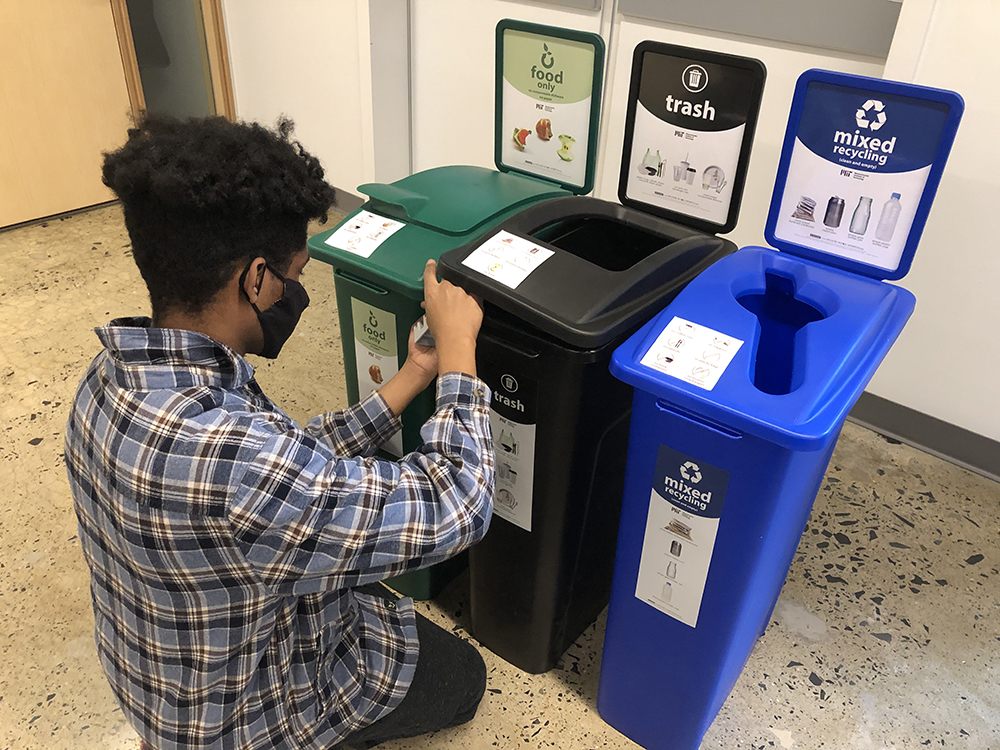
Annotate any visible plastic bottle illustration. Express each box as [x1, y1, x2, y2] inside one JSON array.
[[850, 196, 872, 235], [875, 193, 902, 241], [660, 581, 673, 602]]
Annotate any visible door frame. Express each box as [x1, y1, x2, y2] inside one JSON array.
[[109, 0, 236, 120]]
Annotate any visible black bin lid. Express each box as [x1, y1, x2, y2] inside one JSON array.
[[439, 196, 734, 349]]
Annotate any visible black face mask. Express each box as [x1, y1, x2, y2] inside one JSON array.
[[239, 261, 310, 359]]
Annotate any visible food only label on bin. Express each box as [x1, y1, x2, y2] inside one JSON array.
[[499, 27, 598, 189], [640, 317, 743, 391], [325, 211, 406, 259], [480, 366, 537, 532], [635, 444, 729, 627], [351, 298, 403, 456], [462, 231, 554, 290]]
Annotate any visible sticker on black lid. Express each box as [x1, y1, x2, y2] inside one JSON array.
[[461, 230, 554, 289]]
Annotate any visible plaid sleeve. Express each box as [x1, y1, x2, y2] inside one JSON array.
[[230, 372, 494, 595], [303, 390, 401, 458]]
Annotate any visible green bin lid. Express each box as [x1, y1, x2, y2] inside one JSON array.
[[358, 165, 568, 236]]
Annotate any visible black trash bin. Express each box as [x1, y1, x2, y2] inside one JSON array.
[[440, 197, 735, 673], [438, 41, 767, 674]]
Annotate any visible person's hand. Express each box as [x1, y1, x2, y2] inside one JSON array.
[[379, 324, 440, 417], [403, 322, 439, 389], [422, 259, 482, 377]]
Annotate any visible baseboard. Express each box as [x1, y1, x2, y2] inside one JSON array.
[[848, 392, 1000, 483], [332, 187, 364, 215]]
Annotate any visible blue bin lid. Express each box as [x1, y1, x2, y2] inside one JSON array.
[[764, 70, 963, 282], [610, 246, 916, 450]]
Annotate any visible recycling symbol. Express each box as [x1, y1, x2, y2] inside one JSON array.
[[856, 99, 887, 131], [679, 461, 703, 484]]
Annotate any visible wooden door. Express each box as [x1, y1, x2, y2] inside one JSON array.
[[0, 0, 133, 227]]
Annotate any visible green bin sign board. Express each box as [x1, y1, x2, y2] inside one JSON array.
[[495, 20, 604, 193]]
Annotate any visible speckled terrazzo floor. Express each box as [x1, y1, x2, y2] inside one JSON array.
[[1, 204, 997, 749]]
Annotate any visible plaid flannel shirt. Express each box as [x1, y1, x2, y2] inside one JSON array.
[[64, 318, 494, 749]]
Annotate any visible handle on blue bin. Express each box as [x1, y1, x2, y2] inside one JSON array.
[[358, 183, 429, 221]]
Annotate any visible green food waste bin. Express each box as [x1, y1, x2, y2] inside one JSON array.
[[307, 20, 606, 600], [307, 169, 570, 599]]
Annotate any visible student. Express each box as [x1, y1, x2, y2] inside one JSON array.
[[64, 115, 494, 750]]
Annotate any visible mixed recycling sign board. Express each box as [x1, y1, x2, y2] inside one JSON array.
[[766, 70, 964, 280]]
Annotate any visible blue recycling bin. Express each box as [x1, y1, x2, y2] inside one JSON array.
[[596, 247, 913, 749], [596, 69, 962, 750]]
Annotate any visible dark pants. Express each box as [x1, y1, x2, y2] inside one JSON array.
[[334, 584, 487, 749]]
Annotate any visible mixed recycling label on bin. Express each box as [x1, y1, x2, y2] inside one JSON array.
[[325, 210, 406, 259], [622, 48, 762, 227], [480, 364, 537, 532], [640, 317, 743, 391], [635, 444, 729, 627], [772, 81, 952, 272], [351, 298, 403, 456], [462, 231, 554, 290]]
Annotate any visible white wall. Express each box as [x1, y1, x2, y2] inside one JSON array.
[[221, 0, 374, 196], [409, 0, 604, 172], [865, 0, 1000, 441], [220, 0, 1000, 442]]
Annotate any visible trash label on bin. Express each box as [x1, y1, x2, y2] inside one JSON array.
[[635, 444, 729, 627], [351, 298, 403, 456], [640, 316, 743, 391], [620, 47, 764, 229], [480, 365, 537, 532], [462, 231, 554, 290], [325, 210, 406, 259]]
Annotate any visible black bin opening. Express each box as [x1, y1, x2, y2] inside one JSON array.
[[531, 216, 678, 272]]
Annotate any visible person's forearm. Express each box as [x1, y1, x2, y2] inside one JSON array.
[[436, 337, 477, 378], [378, 360, 435, 417]]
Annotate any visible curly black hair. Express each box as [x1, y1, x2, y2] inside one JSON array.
[[102, 114, 336, 317]]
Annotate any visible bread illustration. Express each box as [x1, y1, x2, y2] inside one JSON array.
[[369, 364, 383, 384]]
